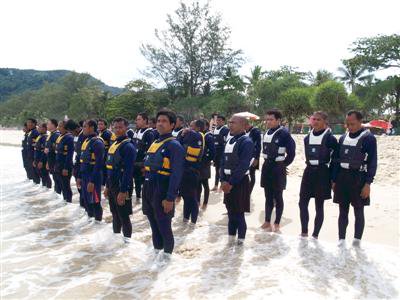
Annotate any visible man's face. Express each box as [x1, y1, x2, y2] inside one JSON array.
[[26, 120, 35, 130], [98, 121, 106, 131], [83, 121, 93, 136], [312, 114, 327, 131], [113, 121, 127, 137], [175, 118, 183, 129], [345, 114, 362, 133], [216, 117, 225, 127], [135, 115, 146, 128], [39, 126, 47, 134], [47, 121, 56, 132], [58, 122, 66, 134], [228, 117, 244, 136], [157, 115, 175, 135], [190, 121, 196, 131], [265, 114, 280, 129]]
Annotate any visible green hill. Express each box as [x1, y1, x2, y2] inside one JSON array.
[[0, 68, 123, 102]]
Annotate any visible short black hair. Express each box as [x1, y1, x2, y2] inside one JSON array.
[[156, 109, 177, 126], [49, 119, 58, 128], [137, 112, 149, 123], [195, 119, 205, 131], [176, 115, 185, 122], [98, 118, 107, 126], [313, 111, 328, 121], [346, 110, 363, 121], [266, 109, 282, 120], [149, 117, 156, 124], [113, 117, 129, 127], [65, 119, 79, 131], [27, 118, 37, 125], [23, 122, 27, 127], [79, 120, 84, 127], [217, 115, 225, 121], [85, 119, 98, 132]]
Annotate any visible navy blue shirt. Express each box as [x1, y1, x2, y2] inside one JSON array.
[[152, 128, 159, 140], [55, 133, 74, 171], [177, 129, 204, 169], [74, 131, 86, 166], [332, 128, 377, 184], [79, 134, 105, 182], [26, 128, 39, 160], [203, 132, 216, 163], [34, 134, 47, 163], [100, 129, 115, 152], [145, 133, 185, 202], [247, 126, 262, 160], [264, 126, 296, 166], [45, 130, 60, 165], [132, 127, 155, 162], [107, 135, 136, 193], [213, 125, 230, 151], [220, 132, 254, 185]]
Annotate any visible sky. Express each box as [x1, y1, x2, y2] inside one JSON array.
[[0, 0, 399, 88]]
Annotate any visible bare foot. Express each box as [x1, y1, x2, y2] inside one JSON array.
[[300, 233, 308, 238], [201, 204, 207, 210], [261, 222, 272, 231], [273, 224, 281, 234]]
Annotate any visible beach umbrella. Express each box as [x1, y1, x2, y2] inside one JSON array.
[[234, 111, 260, 120], [363, 120, 392, 130]]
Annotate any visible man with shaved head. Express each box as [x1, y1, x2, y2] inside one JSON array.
[[220, 115, 254, 245]]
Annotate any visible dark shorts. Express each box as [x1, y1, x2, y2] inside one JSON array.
[[82, 176, 102, 205], [300, 165, 332, 201], [214, 150, 224, 169], [260, 161, 286, 191], [224, 175, 250, 213], [333, 169, 370, 208]]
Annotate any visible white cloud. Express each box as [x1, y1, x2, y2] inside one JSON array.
[[0, 0, 398, 87]]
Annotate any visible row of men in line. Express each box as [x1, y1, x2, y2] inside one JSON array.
[[21, 108, 377, 260]]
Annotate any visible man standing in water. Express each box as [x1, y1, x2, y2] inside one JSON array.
[[260, 109, 295, 233], [333, 110, 377, 247], [21, 123, 30, 180], [98, 119, 116, 186], [55, 120, 76, 203], [26, 118, 40, 184], [211, 115, 229, 192], [130, 112, 154, 204], [220, 115, 254, 245], [299, 111, 338, 239], [34, 123, 52, 189], [78, 120, 105, 222], [142, 109, 185, 261], [45, 119, 61, 194], [104, 117, 136, 242]]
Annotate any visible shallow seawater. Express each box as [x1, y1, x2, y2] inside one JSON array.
[[0, 145, 399, 299]]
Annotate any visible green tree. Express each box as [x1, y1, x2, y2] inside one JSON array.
[[278, 87, 313, 131], [312, 69, 335, 86], [312, 81, 351, 123], [345, 34, 400, 71], [141, 1, 243, 97], [336, 61, 372, 92]]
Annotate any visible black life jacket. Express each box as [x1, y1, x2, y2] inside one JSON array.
[[339, 130, 370, 171], [223, 135, 250, 176], [144, 137, 175, 176], [304, 128, 332, 166], [262, 127, 286, 162], [106, 138, 131, 171]]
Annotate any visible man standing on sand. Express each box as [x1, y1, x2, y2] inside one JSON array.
[[333, 110, 377, 247], [220, 115, 254, 245], [299, 111, 339, 239], [260, 109, 295, 233]]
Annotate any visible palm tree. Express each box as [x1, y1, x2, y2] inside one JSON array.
[[336, 63, 372, 92], [245, 65, 266, 110]]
